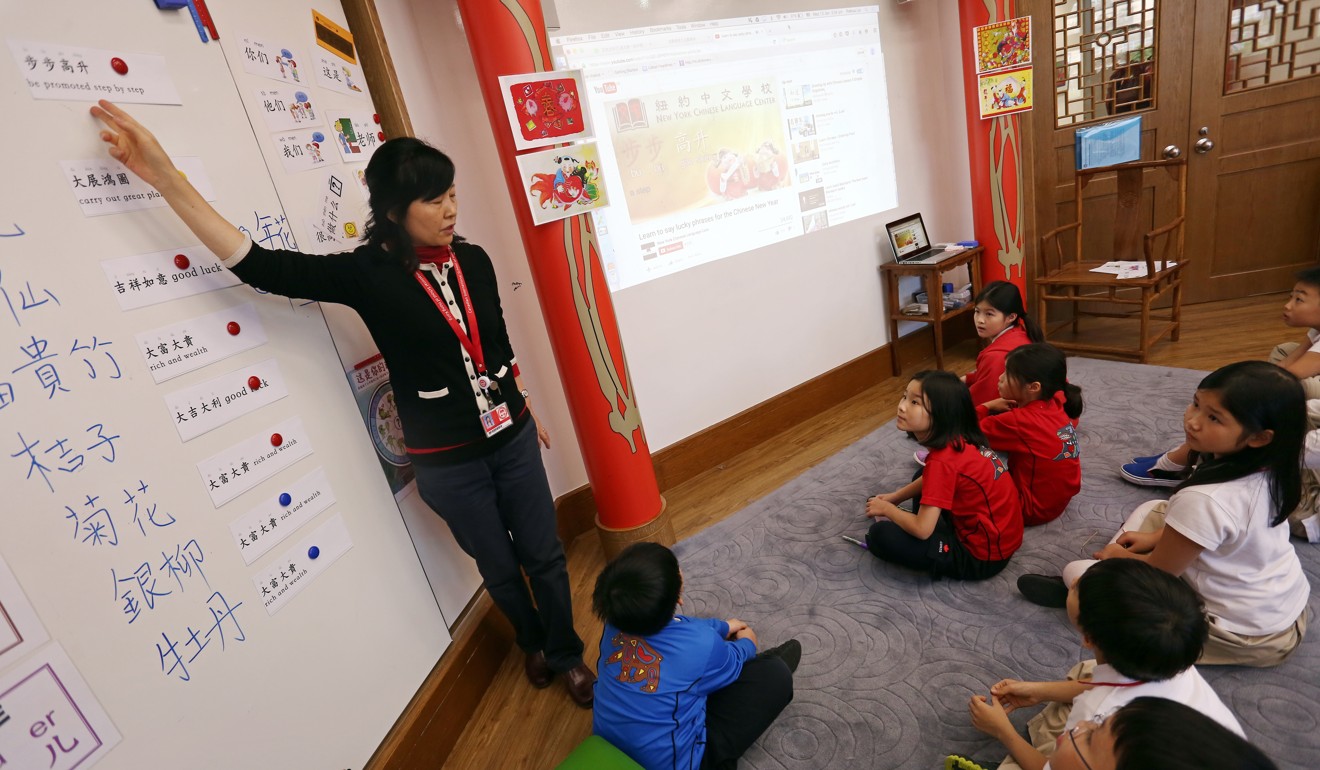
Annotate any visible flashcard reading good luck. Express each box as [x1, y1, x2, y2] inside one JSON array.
[[0, 644, 121, 770], [499, 70, 593, 150], [101, 245, 240, 311], [516, 143, 609, 226], [255, 87, 322, 133], [8, 39, 182, 105], [974, 17, 1032, 74], [238, 35, 304, 84], [164, 358, 290, 443], [273, 128, 338, 174]]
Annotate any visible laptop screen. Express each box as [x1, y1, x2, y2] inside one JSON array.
[[886, 214, 930, 259]]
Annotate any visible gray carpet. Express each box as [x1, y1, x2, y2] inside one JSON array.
[[673, 357, 1320, 770]]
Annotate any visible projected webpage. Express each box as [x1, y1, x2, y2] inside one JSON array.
[[551, 7, 897, 292]]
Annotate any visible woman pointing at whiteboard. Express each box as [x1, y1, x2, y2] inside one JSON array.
[[89, 100, 596, 707]]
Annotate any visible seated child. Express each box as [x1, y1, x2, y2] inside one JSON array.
[[978, 343, 1083, 526], [866, 370, 1023, 580], [1122, 265, 1320, 487], [964, 559, 1242, 770], [950, 697, 1279, 770], [592, 542, 800, 770], [1023, 361, 1310, 667], [963, 281, 1045, 406]]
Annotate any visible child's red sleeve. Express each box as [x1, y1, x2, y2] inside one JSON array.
[[920, 455, 956, 510]]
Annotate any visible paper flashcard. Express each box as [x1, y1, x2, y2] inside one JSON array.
[[196, 416, 315, 508], [273, 128, 338, 174], [62, 156, 215, 217], [303, 169, 361, 254], [517, 143, 610, 226], [135, 303, 269, 384], [499, 70, 593, 150], [0, 554, 50, 669], [0, 644, 122, 770], [978, 66, 1034, 119], [8, 39, 182, 104], [101, 245, 241, 311], [329, 113, 384, 163], [164, 359, 290, 443], [228, 467, 337, 565], [253, 514, 353, 615], [314, 50, 368, 97], [974, 17, 1032, 74], [255, 87, 322, 132], [238, 35, 304, 84]]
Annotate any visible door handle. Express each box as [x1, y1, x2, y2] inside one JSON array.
[[1195, 137, 1215, 154], [1163, 145, 1182, 159]]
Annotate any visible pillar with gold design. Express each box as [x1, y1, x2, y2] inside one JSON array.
[[456, 0, 670, 557]]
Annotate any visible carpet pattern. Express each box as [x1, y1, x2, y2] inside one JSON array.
[[673, 358, 1320, 770]]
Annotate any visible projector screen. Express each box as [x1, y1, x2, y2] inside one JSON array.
[[550, 7, 897, 292]]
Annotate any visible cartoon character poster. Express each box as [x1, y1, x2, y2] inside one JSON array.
[[499, 70, 594, 150], [516, 143, 609, 226], [978, 66, 1034, 119], [974, 17, 1031, 74]]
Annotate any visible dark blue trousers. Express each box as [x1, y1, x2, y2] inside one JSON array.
[[415, 420, 584, 672]]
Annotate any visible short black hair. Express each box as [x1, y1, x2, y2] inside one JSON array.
[[1296, 265, 1320, 292], [592, 542, 681, 636], [1110, 697, 1278, 770], [1075, 559, 1207, 681], [361, 136, 458, 272], [910, 370, 987, 450]]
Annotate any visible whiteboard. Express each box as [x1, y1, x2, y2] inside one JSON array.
[[0, 2, 451, 767]]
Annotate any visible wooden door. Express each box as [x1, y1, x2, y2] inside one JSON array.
[[1185, 0, 1320, 301], [1029, 0, 1320, 302]]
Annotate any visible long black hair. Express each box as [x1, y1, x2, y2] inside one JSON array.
[[1109, 697, 1278, 770], [362, 137, 458, 272], [1177, 361, 1304, 526], [910, 370, 987, 450], [974, 280, 1044, 342], [1003, 343, 1083, 419]]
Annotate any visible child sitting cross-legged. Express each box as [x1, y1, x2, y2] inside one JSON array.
[[956, 559, 1242, 770], [591, 542, 801, 770]]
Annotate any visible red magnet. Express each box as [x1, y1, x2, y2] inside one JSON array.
[[372, 113, 381, 124], [248, 375, 262, 391], [270, 433, 284, 447], [377, 132, 386, 142], [110, 57, 128, 75], [173, 254, 190, 270], [226, 321, 241, 336]]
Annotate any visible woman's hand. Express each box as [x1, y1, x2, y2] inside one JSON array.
[[526, 404, 551, 449], [90, 100, 178, 190]]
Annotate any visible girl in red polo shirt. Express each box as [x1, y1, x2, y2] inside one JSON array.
[[978, 343, 1084, 526], [963, 281, 1044, 406], [865, 370, 1024, 580]]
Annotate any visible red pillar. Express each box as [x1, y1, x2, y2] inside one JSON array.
[[958, 0, 1027, 294], [455, 0, 669, 550]]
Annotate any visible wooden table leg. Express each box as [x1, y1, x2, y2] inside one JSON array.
[[930, 271, 944, 370], [887, 270, 902, 375]]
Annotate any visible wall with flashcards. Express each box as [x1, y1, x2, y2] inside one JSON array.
[[0, 2, 465, 767]]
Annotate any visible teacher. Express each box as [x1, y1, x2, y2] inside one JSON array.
[[90, 101, 596, 707]]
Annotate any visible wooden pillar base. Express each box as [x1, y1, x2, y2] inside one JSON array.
[[595, 496, 673, 561]]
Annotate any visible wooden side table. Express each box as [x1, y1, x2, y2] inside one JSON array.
[[879, 246, 984, 373]]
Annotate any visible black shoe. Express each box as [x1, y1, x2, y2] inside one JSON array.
[[758, 639, 802, 673], [1017, 574, 1068, 608]]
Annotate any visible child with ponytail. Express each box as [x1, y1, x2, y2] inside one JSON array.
[[963, 281, 1044, 406]]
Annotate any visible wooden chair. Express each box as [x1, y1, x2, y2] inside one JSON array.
[[1035, 158, 1188, 363]]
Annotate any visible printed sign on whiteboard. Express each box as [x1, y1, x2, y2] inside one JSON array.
[[254, 87, 322, 132], [272, 128, 338, 174], [314, 50, 368, 97], [197, 417, 314, 507], [164, 359, 289, 443], [0, 644, 122, 770], [254, 514, 353, 615], [8, 39, 182, 105], [101, 246, 240, 311], [329, 113, 383, 163], [61, 156, 214, 217], [0, 554, 49, 669], [229, 467, 337, 565], [136, 303, 269, 384], [237, 35, 304, 84], [303, 169, 361, 254]]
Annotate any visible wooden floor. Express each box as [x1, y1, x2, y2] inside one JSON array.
[[443, 292, 1290, 769]]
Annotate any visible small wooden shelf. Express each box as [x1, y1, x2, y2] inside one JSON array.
[[879, 246, 984, 373]]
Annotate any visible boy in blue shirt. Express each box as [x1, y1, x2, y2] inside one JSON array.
[[592, 542, 800, 770]]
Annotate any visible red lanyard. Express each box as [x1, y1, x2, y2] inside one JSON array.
[[414, 260, 486, 376]]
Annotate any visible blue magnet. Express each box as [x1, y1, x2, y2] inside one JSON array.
[[278, 492, 292, 506], [308, 546, 320, 560]]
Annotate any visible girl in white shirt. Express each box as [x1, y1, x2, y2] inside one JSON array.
[[1019, 360, 1310, 667]]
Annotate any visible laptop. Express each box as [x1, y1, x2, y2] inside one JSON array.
[[884, 213, 959, 264]]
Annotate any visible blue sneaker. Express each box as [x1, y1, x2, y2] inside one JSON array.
[[1120, 455, 1183, 487]]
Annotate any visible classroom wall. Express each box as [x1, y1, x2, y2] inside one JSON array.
[[374, 0, 974, 491]]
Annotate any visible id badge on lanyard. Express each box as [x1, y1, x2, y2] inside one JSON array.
[[480, 402, 513, 438]]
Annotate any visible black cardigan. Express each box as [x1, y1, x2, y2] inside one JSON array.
[[230, 239, 530, 465]]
